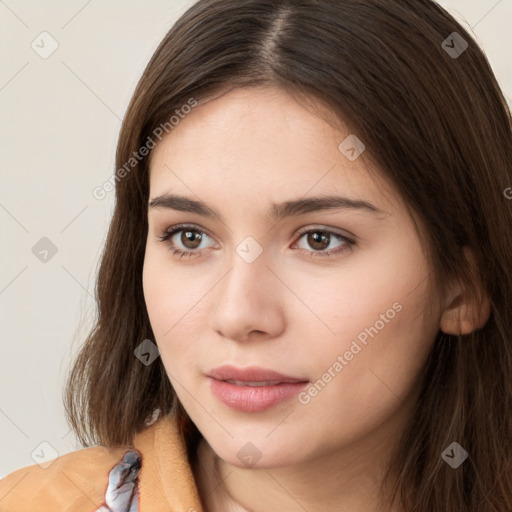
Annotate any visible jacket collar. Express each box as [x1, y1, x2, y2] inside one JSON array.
[[133, 412, 203, 511]]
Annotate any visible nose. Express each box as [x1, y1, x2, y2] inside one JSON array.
[[208, 247, 286, 342]]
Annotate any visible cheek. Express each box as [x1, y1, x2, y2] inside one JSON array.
[[291, 242, 436, 410], [284, 249, 422, 352], [143, 246, 202, 333], [142, 250, 169, 333], [142, 248, 213, 374]]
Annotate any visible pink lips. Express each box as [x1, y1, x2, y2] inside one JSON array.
[[208, 364, 307, 383], [207, 365, 309, 413]]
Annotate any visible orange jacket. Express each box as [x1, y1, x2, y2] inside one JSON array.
[[0, 413, 204, 511]]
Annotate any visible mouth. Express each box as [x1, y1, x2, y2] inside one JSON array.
[[207, 365, 309, 413], [207, 364, 308, 384]]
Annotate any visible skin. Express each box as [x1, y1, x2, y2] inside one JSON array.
[[142, 86, 489, 512]]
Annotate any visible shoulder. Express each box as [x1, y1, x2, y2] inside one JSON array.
[[0, 443, 137, 512], [0, 413, 202, 511]]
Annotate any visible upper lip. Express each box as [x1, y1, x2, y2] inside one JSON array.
[[208, 364, 308, 383]]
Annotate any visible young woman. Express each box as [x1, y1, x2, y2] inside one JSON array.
[[1, 0, 511, 511]]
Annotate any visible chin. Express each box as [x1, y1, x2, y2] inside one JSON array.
[[211, 440, 304, 470]]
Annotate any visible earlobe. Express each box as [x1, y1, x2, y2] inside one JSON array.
[[439, 297, 490, 335], [439, 247, 491, 336]]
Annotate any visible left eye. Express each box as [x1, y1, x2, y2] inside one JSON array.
[[157, 224, 354, 259], [292, 229, 353, 257]]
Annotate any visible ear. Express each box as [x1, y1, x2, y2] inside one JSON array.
[[439, 247, 491, 335]]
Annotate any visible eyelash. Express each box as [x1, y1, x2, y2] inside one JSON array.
[[157, 223, 355, 260]]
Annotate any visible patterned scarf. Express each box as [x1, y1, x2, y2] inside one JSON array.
[[94, 449, 141, 512]]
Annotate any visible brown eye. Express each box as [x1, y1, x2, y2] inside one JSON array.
[[180, 229, 203, 249], [158, 224, 215, 258], [306, 231, 331, 251], [293, 227, 354, 259]]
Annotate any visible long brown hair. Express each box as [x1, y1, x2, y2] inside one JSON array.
[[64, 0, 512, 510]]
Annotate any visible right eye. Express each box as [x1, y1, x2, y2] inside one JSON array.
[[157, 223, 216, 259]]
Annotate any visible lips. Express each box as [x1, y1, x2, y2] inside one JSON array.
[[208, 364, 308, 384], [207, 365, 310, 412]]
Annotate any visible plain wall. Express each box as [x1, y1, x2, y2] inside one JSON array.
[[1, 0, 511, 478]]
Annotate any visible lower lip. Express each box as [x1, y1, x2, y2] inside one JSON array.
[[208, 377, 309, 413]]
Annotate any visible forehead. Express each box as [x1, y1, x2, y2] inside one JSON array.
[[148, 86, 399, 216]]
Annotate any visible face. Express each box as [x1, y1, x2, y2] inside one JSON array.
[[142, 86, 443, 469]]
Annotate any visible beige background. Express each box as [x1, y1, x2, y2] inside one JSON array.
[[1, 0, 511, 477]]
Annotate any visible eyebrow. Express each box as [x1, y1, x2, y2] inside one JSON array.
[[148, 193, 387, 221]]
